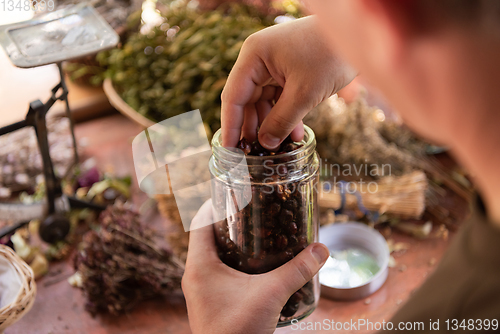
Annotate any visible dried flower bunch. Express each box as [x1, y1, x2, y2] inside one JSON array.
[[304, 96, 424, 177], [306, 96, 472, 228], [74, 203, 184, 315]]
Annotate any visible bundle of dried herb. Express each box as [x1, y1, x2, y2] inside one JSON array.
[[305, 96, 421, 177], [306, 96, 472, 228], [319, 171, 428, 220], [73, 203, 184, 316]]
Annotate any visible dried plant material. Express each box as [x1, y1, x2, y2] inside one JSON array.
[[381, 227, 392, 238], [0, 117, 77, 193], [11, 230, 35, 262], [320, 209, 336, 226], [388, 256, 397, 268], [68, 272, 83, 288], [451, 170, 472, 189], [305, 96, 422, 177], [386, 239, 410, 253], [45, 241, 73, 261], [434, 224, 449, 241], [394, 242, 410, 253], [306, 95, 473, 229], [98, 3, 279, 133], [319, 171, 428, 219], [73, 203, 184, 316], [395, 221, 433, 239], [29, 253, 49, 279], [10, 228, 50, 280], [334, 214, 350, 223], [422, 157, 473, 202]]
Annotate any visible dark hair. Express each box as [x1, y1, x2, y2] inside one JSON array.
[[399, 0, 500, 31], [420, 0, 481, 23]]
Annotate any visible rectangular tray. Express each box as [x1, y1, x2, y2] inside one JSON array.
[[0, 3, 119, 68]]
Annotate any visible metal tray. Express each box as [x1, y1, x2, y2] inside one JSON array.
[[0, 3, 119, 68]]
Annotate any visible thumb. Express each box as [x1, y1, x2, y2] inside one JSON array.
[[265, 243, 329, 303], [258, 81, 319, 150]]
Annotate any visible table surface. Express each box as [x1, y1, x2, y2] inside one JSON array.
[[7, 114, 461, 334]]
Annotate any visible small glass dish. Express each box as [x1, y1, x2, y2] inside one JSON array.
[[319, 222, 390, 300]]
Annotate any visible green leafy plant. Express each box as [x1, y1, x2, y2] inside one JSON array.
[[97, 3, 281, 132]]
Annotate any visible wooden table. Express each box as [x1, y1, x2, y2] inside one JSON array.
[[7, 114, 459, 334]]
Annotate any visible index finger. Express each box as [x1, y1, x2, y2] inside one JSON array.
[[221, 45, 276, 147]]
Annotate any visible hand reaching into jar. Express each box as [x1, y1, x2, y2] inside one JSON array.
[[221, 15, 356, 150], [182, 201, 330, 334]]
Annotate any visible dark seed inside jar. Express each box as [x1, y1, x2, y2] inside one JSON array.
[[237, 138, 252, 155], [287, 222, 298, 235], [281, 292, 302, 317], [213, 135, 315, 320], [299, 281, 315, 306], [240, 136, 303, 157]]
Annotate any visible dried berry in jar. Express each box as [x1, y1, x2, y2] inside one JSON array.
[[240, 135, 304, 157]]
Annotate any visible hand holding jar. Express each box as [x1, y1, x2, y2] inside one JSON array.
[[182, 13, 352, 334], [182, 200, 329, 334]]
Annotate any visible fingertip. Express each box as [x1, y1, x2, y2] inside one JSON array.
[[290, 122, 305, 142], [259, 132, 282, 150], [258, 122, 304, 150], [310, 243, 330, 266], [221, 128, 241, 148], [221, 100, 245, 147]]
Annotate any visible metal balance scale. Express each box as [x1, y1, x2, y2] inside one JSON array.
[[0, 4, 119, 243]]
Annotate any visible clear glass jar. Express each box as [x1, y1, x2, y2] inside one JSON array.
[[209, 125, 320, 327]]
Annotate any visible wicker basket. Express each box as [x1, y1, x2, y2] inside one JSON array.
[[0, 245, 37, 333]]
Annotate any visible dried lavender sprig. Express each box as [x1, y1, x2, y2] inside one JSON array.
[[74, 203, 185, 315]]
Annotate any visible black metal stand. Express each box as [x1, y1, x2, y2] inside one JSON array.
[[57, 63, 79, 165], [0, 63, 105, 243]]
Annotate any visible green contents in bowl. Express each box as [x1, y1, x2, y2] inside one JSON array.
[[319, 248, 380, 288]]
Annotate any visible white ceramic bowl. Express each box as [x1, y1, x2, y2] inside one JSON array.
[[319, 222, 389, 300]]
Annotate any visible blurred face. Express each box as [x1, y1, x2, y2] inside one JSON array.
[[308, 0, 453, 145]]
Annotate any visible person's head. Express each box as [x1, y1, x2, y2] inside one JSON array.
[[309, 0, 500, 146]]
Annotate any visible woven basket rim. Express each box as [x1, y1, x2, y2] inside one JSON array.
[[0, 245, 37, 331]]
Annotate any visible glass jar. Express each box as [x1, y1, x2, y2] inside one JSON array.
[[209, 125, 320, 327]]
